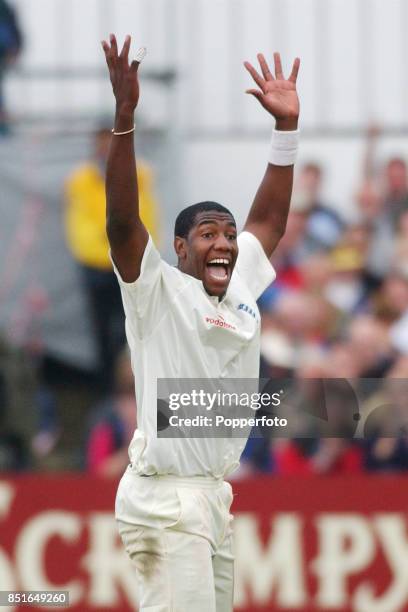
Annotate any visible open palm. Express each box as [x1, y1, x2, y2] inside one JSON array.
[[101, 34, 141, 114], [244, 52, 300, 120]]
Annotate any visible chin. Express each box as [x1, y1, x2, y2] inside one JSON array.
[[202, 267, 233, 298], [204, 281, 230, 298]]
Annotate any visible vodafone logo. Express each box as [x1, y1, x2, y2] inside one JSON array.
[[205, 314, 237, 331]]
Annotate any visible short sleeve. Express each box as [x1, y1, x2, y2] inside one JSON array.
[[110, 235, 162, 322], [234, 231, 276, 300]]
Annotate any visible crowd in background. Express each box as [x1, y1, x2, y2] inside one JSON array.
[[1, 122, 407, 478], [239, 126, 408, 478]]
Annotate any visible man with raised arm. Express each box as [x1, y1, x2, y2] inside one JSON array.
[[101, 33, 300, 612]]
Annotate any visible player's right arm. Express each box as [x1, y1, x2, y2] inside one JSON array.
[[102, 34, 148, 282]]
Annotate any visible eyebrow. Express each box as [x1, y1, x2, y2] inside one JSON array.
[[196, 218, 237, 228]]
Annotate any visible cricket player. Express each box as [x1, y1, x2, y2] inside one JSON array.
[[101, 33, 300, 612]]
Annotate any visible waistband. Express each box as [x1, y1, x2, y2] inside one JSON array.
[[128, 471, 224, 489]]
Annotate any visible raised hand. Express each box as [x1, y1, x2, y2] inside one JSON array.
[[244, 53, 300, 123], [101, 34, 143, 116]]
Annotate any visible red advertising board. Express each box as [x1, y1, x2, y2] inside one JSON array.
[[0, 475, 407, 611]]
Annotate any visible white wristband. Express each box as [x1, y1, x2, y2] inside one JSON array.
[[269, 128, 300, 166]]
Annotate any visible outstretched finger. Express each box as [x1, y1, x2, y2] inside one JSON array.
[[244, 61, 266, 92], [109, 33, 118, 58], [101, 39, 110, 59], [101, 39, 115, 72], [289, 57, 300, 83], [257, 53, 274, 81], [120, 34, 131, 65], [274, 52, 284, 79]]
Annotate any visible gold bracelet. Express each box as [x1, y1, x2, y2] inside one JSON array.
[[111, 124, 136, 136]]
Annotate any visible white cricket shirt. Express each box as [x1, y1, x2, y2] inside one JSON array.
[[113, 231, 275, 478]]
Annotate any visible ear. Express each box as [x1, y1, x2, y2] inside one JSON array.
[[174, 236, 187, 260]]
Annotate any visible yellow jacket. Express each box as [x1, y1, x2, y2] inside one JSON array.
[[65, 161, 160, 270]]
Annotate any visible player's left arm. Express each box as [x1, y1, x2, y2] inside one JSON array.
[[243, 52, 300, 258]]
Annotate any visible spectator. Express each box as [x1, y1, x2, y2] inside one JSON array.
[[357, 126, 406, 279], [299, 252, 333, 294], [292, 162, 344, 253], [362, 360, 408, 471], [355, 179, 382, 222], [324, 246, 366, 313], [272, 374, 363, 475], [373, 273, 408, 324], [347, 315, 393, 377], [259, 211, 309, 312], [273, 438, 363, 475], [271, 289, 338, 350], [0, 0, 23, 134], [390, 211, 408, 279], [65, 126, 160, 394], [383, 157, 408, 227]]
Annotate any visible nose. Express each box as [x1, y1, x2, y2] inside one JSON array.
[[214, 234, 232, 251]]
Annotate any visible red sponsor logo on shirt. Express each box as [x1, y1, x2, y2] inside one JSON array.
[[205, 314, 237, 331]]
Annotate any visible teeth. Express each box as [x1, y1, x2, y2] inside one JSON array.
[[208, 259, 229, 265]]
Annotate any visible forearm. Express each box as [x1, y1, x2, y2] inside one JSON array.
[[244, 118, 298, 257], [246, 164, 293, 232], [106, 108, 140, 242], [101, 35, 148, 281]]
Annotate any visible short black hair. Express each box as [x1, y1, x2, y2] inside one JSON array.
[[174, 201, 235, 238]]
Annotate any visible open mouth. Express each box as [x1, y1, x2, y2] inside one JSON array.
[[206, 258, 231, 282]]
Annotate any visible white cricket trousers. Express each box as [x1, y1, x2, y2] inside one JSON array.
[[116, 471, 234, 612]]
